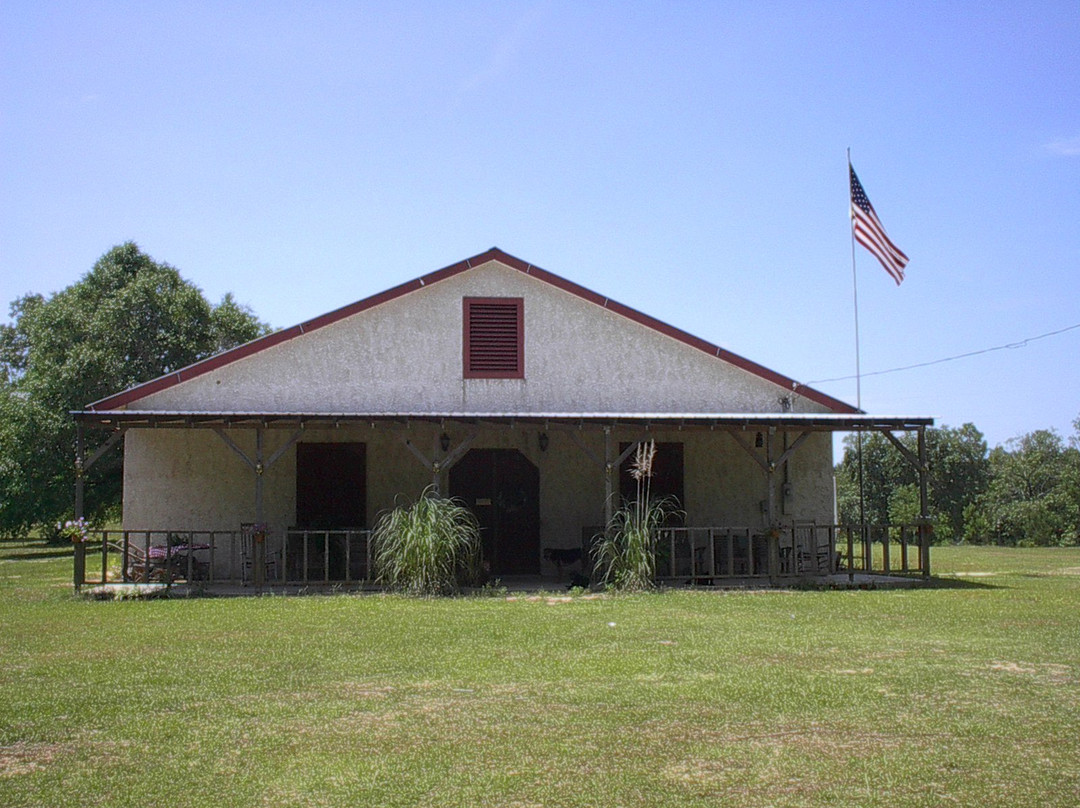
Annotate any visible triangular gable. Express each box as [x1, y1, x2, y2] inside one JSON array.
[[87, 248, 858, 414]]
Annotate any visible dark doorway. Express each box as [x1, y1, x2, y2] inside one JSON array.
[[295, 443, 366, 581], [449, 449, 540, 575], [296, 443, 367, 528], [620, 442, 684, 522]]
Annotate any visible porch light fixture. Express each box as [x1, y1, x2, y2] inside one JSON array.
[[754, 432, 764, 448], [440, 432, 451, 452], [538, 432, 549, 452]]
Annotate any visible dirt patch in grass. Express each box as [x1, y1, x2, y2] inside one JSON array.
[[713, 722, 914, 752], [505, 594, 604, 605], [338, 682, 396, 698], [989, 661, 1075, 684], [664, 757, 827, 799], [0, 741, 68, 777], [661, 722, 936, 803]]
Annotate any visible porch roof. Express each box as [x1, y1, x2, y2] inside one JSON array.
[[72, 409, 933, 432]]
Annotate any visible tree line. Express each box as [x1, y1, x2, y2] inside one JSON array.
[[835, 420, 1080, 546]]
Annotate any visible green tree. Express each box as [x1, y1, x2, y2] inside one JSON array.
[[971, 428, 1080, 546], [835, 423, 989, 543], [835, 431, 898, 527], [925, 423, 990, 541], [888, 483, 922, 527], [0, 242, 271, 538]]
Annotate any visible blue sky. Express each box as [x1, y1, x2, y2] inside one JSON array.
[[2, 1, 1078, 450]]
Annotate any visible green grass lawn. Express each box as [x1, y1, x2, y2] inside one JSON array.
[[1, 539, 1078, 807]]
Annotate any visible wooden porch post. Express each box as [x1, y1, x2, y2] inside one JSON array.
[[254, 427, 264, 523], [765, 430, 776, 525], [765, 430, 779, 585], [881, 427, 936, 580], [598, 430, 646, 533], [884, 426, 934, 579], [70, 424, 127, 591], [254, 427, 265, 591], [918, 425, 931, 578], [213, 425, 303, 590], [604, 427, 614, 529], [728, 428, 813, 583], [75, 423, 85, 524], [73, 423, 85, 591], [432, 432, 441, 493], [214, 424, 303, 517]]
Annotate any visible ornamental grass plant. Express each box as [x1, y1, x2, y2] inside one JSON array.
[[371, 486, 482, 596], [592, 440, 681, 591]]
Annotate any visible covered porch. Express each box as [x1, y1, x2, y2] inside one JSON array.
[[71, 410, 934, 592]]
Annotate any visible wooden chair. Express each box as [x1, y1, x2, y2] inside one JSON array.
[[123, 542, 149, 582], [240, 524, 280, 584], [794, 521, 827, 574], [123, 542, 168, 583]]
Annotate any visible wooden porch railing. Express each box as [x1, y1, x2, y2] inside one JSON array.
[[73, 530, 241, 589], [73, 528, 375, 590], [653, 523, 929, 582], [74, 523, 930, 590], [282, 529, 372, 585]]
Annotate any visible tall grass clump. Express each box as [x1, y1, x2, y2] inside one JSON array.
[[592, 440, 679, 591], [371, 487, 482, 596]]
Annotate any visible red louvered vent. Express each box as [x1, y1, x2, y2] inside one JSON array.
[[464, 298, 523, 379]]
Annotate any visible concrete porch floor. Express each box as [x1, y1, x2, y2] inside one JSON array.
[[79, 571, 923, 598]]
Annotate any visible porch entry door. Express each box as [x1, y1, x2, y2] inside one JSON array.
[[449, 449, 540, 575], [294, 443, 366, 581], [295, 442, 367, 528]]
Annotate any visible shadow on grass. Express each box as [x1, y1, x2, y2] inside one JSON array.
[[920, 575, 1002, 590], [777, 575, 1004, 593]]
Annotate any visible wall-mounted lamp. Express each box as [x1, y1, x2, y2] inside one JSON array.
[[754, 432, 764, 448], [440, 432, 451, 453], [538, 432, 549, 452]]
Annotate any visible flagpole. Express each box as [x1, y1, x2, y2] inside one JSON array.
[[847, 148, 866, 528]]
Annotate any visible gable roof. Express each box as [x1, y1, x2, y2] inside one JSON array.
[[87, 247, 858, 414]]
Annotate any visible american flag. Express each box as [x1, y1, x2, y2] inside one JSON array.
[[850, 165, 909, 285]]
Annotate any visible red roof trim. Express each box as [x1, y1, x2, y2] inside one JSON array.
[[88, 247, 857, 414]]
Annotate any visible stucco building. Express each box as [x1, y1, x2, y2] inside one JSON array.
[[74, 248, 932, 587]]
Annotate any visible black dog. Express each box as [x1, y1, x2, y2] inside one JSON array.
[[542, 547, 583, 578]]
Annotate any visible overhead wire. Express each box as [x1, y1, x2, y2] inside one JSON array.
[[805, 321, 1080, 386]]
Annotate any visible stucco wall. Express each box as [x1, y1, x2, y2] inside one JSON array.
[[134, 260, 830, 416]]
